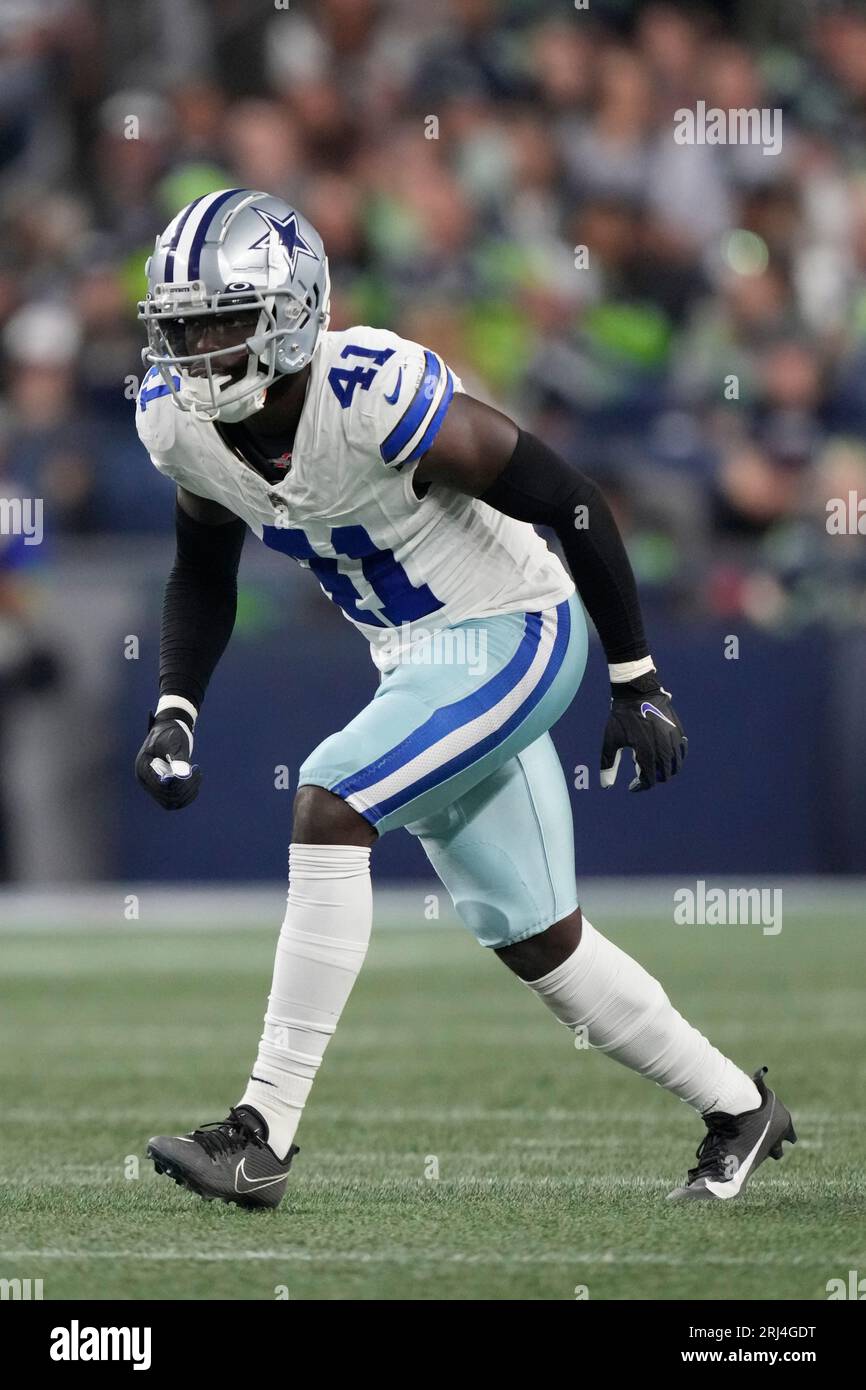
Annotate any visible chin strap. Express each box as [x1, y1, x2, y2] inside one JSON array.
[[183, 375, 268, 423], [215, 385, 268, 422]]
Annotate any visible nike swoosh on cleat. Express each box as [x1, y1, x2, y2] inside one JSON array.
[[640, 701, 677, 728], [235, 1158, 286, 1193], [702, 1117, 772, 1199], [384, 368, 403, 404]]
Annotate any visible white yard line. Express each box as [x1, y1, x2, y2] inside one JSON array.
[[0, 879, 863, 931], [0, 1247, 855, 1268], [0, 1106, 858, 1125]]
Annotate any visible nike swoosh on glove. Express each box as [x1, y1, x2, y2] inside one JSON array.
[[600, 673, 688, 792], [135, 708, 201, 809]]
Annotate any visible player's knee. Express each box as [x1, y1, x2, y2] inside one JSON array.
[[292, 785, 376, 847], [495, 906, 583, 980]]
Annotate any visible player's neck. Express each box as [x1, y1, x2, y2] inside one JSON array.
[[246, 365, 311, 440]]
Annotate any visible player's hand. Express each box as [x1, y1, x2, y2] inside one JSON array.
[[600, 673, 687, 792], [135, 709, 201, 809]]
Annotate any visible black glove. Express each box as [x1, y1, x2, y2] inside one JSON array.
[[600, 672, 687, 792], [135, 707, 201, 810]]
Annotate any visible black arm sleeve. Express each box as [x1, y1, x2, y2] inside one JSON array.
[[480, 429, 649, 665], [158, 501, 246, 709]]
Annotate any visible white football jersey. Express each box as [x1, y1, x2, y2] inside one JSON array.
[[136, 326, 574, 671]]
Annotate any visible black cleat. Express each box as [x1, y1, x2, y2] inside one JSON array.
[[147, 1105, 298, 1210], [667, 1067, 796, 1202]]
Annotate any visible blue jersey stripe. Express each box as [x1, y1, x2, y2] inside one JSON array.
[[138, 368, 180, 410], [185, 188, 244, 281], [403, 368, 454, 464], [333, 605, 554, 803], [365, 600, 571, 822], [379, 350, 441, 464]]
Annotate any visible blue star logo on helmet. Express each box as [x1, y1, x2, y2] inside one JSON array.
[[249, 208, 317, 277]]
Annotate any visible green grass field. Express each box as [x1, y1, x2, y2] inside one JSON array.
[[0, 901, 863, 1301]]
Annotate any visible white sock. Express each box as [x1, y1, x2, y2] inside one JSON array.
[[523, 917, 760, 1115], [239, 843, 372, 1158]]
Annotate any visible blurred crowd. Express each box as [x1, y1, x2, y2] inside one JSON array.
[[2, 0, 866, 629]]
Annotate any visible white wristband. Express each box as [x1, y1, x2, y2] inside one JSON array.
[[155, 694, 198, 727], [608, 656, 655, 683]]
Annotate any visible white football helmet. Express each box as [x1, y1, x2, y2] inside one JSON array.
[[138, 188, 330, 422]]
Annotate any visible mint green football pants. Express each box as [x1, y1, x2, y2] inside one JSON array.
[[298, 593, 588, 948]]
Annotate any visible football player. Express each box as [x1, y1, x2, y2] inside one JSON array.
[[136, 190, 795, 1208]]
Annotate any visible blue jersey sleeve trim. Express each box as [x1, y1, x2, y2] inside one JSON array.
[[379, 350, 441, 464], [403, 368, 454, 465]]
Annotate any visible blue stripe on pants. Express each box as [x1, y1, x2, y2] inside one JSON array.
[[332, 609, 546, 804], [365, 601, 571, 822]]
